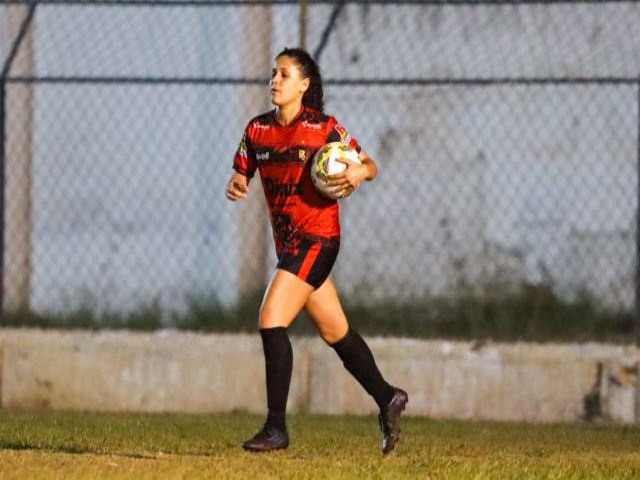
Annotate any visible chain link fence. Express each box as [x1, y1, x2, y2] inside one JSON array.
[[0, 0, 638, 340]]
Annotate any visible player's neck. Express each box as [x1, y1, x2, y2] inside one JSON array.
[[275, 103, 303, 127]]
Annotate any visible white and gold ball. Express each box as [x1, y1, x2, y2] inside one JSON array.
[[310, 142, 361, 200]]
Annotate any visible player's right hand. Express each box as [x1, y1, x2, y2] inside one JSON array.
[[225, 172, 249, 201]]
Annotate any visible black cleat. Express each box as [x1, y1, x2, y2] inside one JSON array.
[[378, 388, 409, 454], [242, 424, 289, 452]]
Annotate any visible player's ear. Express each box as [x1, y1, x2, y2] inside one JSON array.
[[300, 77, 310, 94]]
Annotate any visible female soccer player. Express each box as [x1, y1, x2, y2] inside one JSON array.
[[225, 47, 408, 454]]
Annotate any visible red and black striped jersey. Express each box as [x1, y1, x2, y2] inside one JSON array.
[[233, 105, 361, 252]]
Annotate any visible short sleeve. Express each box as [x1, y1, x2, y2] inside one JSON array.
[[232, 129, 258, 178], [327, 120, 361, 153]]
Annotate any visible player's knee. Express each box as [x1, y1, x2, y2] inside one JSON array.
[[258, 303, 282, 329], [320, 330, 340, 344], [319, 324, 349, 345]]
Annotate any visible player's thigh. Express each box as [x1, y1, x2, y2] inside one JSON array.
[[304, 277, 349, 344], [259, 268, 314, 329]]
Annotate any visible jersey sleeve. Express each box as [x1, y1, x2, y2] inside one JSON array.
[[327, 120, 362, 153], [232, 128, 258, 178]]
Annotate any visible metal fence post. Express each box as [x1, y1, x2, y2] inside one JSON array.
[[1, 2, 37, 315], [0, 79, 5, 314], [238, 3, 272, 300], [636, 81, 640, 346]]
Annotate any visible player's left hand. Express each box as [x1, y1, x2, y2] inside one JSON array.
[[326, 158, 369, 198]]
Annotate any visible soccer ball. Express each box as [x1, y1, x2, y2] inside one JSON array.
[[310, 142, 361, 200]]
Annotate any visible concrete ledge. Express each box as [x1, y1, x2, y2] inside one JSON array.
[[0, 328, 638, 423]]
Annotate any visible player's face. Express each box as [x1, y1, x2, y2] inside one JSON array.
[[270, 56, 310, 108]]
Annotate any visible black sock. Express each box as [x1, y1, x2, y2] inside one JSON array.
[[330, 329, 396, 409], [260, 327, 292, 431]]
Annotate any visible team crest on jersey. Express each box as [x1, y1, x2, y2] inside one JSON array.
[[335, 124, 351, 143], [238, 138, 247, 156]]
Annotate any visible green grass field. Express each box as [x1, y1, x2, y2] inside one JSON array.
[[0, 411, 639, 479]]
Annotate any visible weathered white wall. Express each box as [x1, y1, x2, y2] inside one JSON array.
[[1, 328, 638, 424], [323, 4, 639, 305]]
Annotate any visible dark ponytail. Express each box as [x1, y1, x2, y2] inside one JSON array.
[[276, 47, 324, 113]]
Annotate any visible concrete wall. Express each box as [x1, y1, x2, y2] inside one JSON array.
[[1, 328, 638, 423]]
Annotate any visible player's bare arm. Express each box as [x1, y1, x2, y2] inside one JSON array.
[[359, 151, 378, 181], [225, 172, 249, 201]]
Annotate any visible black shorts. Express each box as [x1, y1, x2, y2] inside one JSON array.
[[276, 235, 340, 289]]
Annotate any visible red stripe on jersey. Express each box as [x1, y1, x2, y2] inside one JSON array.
[[297, 242, 322, 282]]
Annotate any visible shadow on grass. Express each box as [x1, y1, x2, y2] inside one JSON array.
[[0, 441, 190, 459], [0, 441, 94, 455]]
